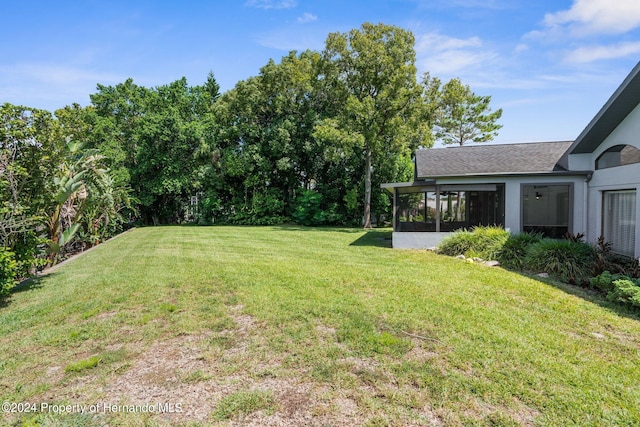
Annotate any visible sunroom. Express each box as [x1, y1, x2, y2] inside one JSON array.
[[382, 141, 590, 249]]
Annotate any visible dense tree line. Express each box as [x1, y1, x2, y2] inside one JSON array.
[[0, 23, 501, 295]]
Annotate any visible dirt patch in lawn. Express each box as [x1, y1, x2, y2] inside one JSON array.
[[27, 307, 450, 425]]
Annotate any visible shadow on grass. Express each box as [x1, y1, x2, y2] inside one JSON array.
[[267, 224, 392, 246], [269, 224, 365, 234], [0, 274, 55, 309], [503, 269, 640, 322], [349, 230, 392, 248]]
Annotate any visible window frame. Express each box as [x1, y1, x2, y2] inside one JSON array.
[[520, 183, 573, 238], [595, 144, 640, 170], [602, 189, 637, 257]]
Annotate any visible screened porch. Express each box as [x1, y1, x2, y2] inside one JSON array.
[[385, 182, 505, 233]]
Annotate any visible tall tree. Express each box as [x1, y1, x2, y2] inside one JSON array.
[[434, 78, 503, 146], [90, 76, 220, 224], [316, 22, 427, 228]]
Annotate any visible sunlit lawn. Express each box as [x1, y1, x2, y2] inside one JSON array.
[[1, 226, 639, 426]]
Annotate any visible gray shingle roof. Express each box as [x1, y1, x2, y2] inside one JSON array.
[[415, 141, 574, 179]]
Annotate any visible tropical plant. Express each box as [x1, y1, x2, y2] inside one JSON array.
[[524, 239, 596, 285], [47, 142, 110, 263], [497, 231, 543, 270]]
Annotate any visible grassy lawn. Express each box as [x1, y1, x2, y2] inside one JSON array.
[[1, 226, 639, 426]]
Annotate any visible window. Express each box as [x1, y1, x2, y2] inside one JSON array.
[[596, 145, 640, 170], [395, 186, 504, 232], [397, 192, 436, 231], [603, 190, 636, 257], [522, 185, 571, 238]]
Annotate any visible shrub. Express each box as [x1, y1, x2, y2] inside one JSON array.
[[497, 231, 543, 270], [292, 190, 340, 226], [594, 236, 640, 278], [438, 226, 509, 260], [524, 238, 596, 284], [438, 229, 474, 257], [607, 279, 640, 308], [0, 247, 18, 299], [590, 271, 628, 294]]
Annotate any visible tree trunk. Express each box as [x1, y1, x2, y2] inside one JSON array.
[[363, 146, 372, 229]]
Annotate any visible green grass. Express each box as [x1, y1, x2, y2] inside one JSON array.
[[65, 356, 101, 373], [1, 225, 640, 426], [212, 390, 276, 420]]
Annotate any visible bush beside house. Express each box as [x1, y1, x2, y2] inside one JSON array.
[[437, 226, 640, 311]]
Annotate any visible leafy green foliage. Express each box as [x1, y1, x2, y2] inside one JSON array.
[[497, 231, 543, 270], [434, 77, 503, 146], [594, 236, 640, 278], [607, 279, 640, 308], [588, 272, 640, 310], [292, 190, 340, 226], [0, 247, 17, 299], [524, 239, 596, 284], [438, 230, 475, 257], [438, 226, 509, 260], [589, 271, 627, 293], [318, 22, 431, 227]]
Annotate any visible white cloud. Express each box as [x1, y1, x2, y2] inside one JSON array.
[[543, 0, 640, 35], [513, 43, 528, 54], [564, 41, 640, 63], [245, 0, 297, 10], [416, 32, 482, 52], [297, 12, 317, 24], [0, 63, 121, 85], [0, 63, 125, 110], [415, 32, 497, 76]]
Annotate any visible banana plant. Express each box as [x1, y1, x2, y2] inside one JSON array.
[[47, 142, 108, 264]]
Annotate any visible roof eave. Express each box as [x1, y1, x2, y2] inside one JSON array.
[[569, 61, 640, 155], [416, 170, 593, 180]]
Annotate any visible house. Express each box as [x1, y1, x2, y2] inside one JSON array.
[[383, 61, 640, 258]]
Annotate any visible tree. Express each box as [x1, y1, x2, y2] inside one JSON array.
[[47, 141, 113, 263], [316, 22, 428, 228], [0, 104, 62, 274], [90, 76, 220, 224], [434, 77, 503, 146]]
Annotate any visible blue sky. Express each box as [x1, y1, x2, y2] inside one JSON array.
[[2, 0, 640, 145]]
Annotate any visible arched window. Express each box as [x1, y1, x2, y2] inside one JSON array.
[[596, 144, 640, 170]]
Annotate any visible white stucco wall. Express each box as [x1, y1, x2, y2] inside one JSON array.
[[392, 232, 450, 249], [571, 103, 640, 257], [434, 175, 586, 235]]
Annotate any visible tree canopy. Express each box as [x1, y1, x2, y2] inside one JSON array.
[[433, 77, 503, 146], [0, 22, 504, 293]]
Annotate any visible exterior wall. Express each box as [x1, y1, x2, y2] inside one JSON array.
[[392, 232, 450, 249], [390, 174, 587, 249], [584, 166, 640, 257], [434, 175, 586, 235], [571, 103, 640, 257]]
